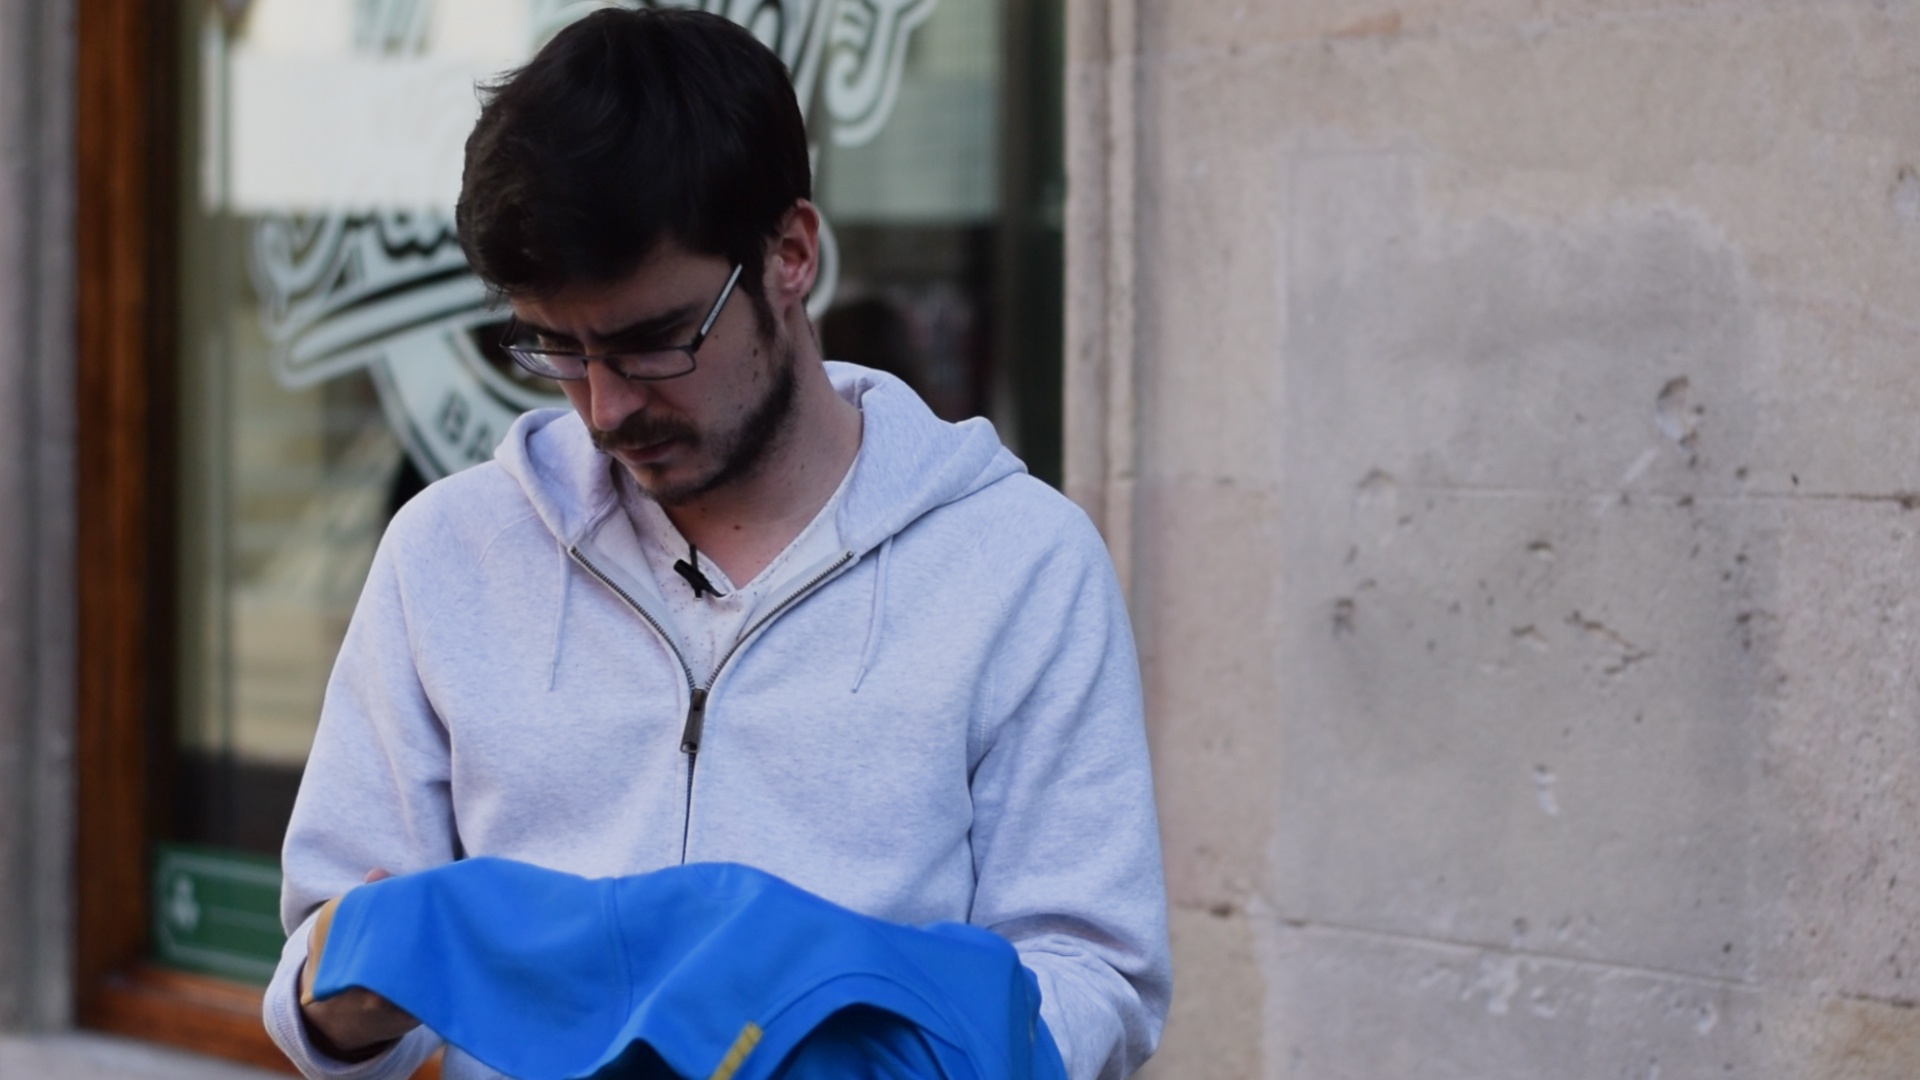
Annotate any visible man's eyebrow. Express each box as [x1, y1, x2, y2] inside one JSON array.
[[515, 304, 700, 346]]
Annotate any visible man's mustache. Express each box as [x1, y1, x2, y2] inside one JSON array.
[[590, 411, 699, 453]]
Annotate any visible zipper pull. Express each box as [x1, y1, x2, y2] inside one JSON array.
[[680, 688, 708, 755]]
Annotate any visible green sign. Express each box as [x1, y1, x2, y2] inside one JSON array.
[[152, 843, 286, 984]]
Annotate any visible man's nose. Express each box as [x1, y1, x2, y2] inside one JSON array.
[[583, 359, 650, 431]]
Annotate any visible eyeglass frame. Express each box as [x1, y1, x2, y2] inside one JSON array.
[[497, 263, 745, 382]]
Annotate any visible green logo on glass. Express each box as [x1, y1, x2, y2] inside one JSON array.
[[152, 844, 287, 984]]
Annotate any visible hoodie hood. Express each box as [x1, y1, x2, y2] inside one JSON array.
[[490, 362, 1026, 557]]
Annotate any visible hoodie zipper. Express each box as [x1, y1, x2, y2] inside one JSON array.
[[567, 547, 703, 860], [685, 550, 856, 751], [568, 545, 856, 862]]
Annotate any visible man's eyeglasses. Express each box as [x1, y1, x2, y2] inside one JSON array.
[[499, 264, 744, 381]]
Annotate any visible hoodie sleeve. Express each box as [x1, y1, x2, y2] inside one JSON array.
[[262, 504, 456, 1079], [965, 502, 1173, 1080], [263, 908, 443, 1079]]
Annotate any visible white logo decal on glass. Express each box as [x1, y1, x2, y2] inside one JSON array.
[[251, 0, 935, 480]]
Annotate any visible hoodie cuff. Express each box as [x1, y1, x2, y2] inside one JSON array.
[[263, 912, 440, 1080]]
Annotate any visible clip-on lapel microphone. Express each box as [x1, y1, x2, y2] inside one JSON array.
[[673, 542, 725, 599]]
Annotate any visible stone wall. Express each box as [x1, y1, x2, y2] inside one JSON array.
[[1069, 2, 1920, 1076], [0, 0, 75, 1034]]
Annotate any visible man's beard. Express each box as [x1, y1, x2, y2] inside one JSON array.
[[590, 338, 800, 507]]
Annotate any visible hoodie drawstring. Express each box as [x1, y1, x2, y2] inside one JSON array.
[[851, 535, 892, 692], [548, 540, 572, 690]]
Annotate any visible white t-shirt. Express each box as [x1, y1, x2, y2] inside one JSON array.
[[615, 464, 855, 686]]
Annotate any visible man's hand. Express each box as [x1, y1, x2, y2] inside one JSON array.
[[297, 869, 420, 1062]]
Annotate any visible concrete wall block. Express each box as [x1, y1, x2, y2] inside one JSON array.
[[1134, 904, 1267, 1080], [1754, 502, 1920, 1001], [1144, 3, 1791, 158], [1078, 0, 1920, 1074], [1133, 129, 1287, 486], [1282, 148, 1768, 499], [1758, 993, 1920, 1080], [1277, 161, 1920, 506], [1137, 0, 1878, 59], [1733, 304, 1920, 499], [0, 0, 75, 1034], [1270, 489, 1781, 982], [1143, 1, 1920, 300], [1135, 479, 1286, 910], [1259, 921, 1760, 1080], [0, 0, 58, 1032]]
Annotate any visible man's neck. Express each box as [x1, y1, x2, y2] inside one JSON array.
[[655, 360, 862, 587]]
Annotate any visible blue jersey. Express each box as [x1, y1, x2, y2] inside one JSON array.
[[308, 858, 1068, 1080]]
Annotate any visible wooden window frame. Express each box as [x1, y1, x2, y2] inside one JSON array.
[[71, 4, 434, 1074], [66, 0, 293, 1066]]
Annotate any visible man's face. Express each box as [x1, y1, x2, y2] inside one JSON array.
[[509, 244, 798, 506]]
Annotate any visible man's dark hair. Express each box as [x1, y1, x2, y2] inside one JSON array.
[[457, 8, 811, 305]]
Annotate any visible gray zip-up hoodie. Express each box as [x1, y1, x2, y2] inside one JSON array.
[[263, 364, 1170, 1080]]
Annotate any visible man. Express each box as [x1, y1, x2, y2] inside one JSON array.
[[262, 9, 1169, 1079]]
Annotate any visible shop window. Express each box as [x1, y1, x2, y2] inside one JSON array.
[[77, 0, 1062, 1069]]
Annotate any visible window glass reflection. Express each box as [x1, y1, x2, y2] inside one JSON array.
[[164, 0, 1055, 977]]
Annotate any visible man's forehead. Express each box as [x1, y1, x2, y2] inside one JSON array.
[[507, 245, 727, 336]]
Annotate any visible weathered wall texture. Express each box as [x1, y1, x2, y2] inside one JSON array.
[[1068, 1, 1920, 1076], [0, 0, 76, 1034]]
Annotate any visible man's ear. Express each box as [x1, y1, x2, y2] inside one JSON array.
[[764, 199, 821, 311]]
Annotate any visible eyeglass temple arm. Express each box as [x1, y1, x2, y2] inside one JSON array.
[[693, 265, 746, 344]]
